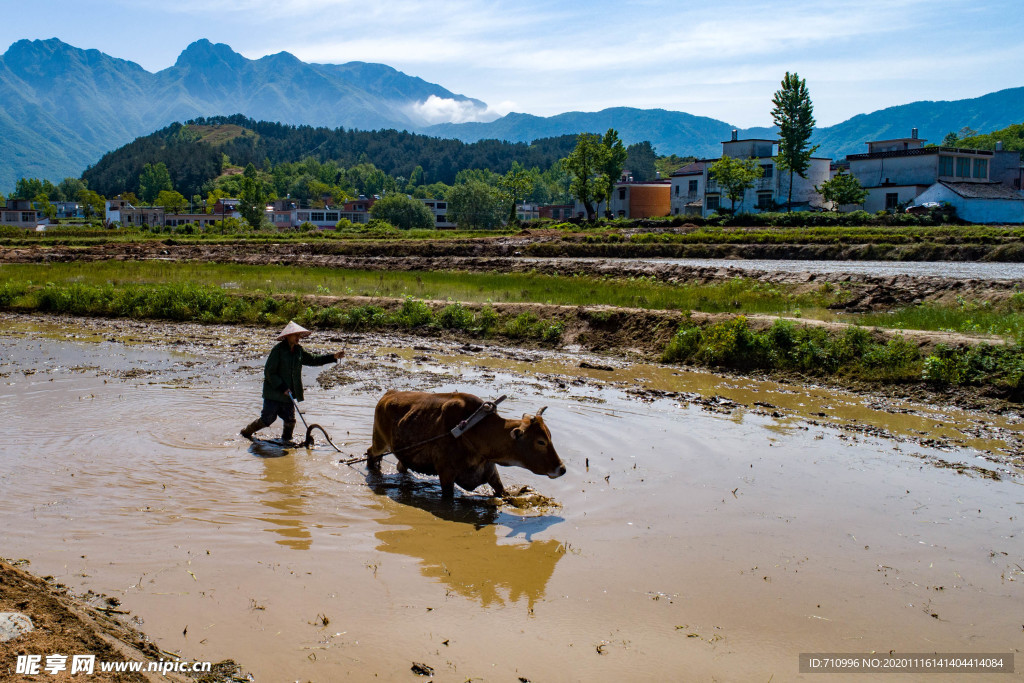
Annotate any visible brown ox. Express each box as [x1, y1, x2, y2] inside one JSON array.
[[365, 390, 565, 498]]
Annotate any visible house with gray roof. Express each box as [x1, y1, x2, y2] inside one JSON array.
[[912, 181, 1024, 224]]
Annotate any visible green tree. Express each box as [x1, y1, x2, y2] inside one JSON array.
[[625, 141, 658, 182], [596, 129, 627, 217], [771, 72, 818, 211], [238, 163, 267, 229], [205, 188, 228, 214], [709, 156, 764, 213], [77, 189, 106, 219], [155, 189, 188, 214], [139, 162, 173, 204], [406, 165, 425, 192], [564, 133, 603, 220], [57, 177, 88, 203], [33, 193, 56, 220], [369, 194, 435, 230], [14, 178, 46, 200], [816, 172, 868, 211], [941, 131, 959, 147], [447, 180, 503, 229], [454, 168, 500, 186], [497, 162, 534, 223]]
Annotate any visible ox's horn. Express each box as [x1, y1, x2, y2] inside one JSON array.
[[537, 406, 547, 416]]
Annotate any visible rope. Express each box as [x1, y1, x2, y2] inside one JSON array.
[[336, 395, 507, 467]]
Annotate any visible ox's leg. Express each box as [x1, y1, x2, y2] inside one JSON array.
[[365, 423, 389, 472], [485, 463, 506, 497], [439, 470, 456, 500]]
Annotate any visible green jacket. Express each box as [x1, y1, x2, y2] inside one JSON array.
[[262, 341, 336, 402]]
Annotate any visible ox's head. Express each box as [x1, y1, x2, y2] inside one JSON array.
[[509, 406, 566, 479]]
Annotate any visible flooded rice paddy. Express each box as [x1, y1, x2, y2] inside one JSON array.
[[631, 258, 1024, 281], [1, 314, 1022, 681]]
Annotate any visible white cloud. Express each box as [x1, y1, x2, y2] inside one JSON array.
[[407, 95, 506, 125]]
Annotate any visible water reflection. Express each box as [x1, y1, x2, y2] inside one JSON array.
[[368, 476, 565, 610], [252, 449, 312, 550]]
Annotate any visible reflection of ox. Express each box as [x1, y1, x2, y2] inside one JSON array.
[[366, 390, 566, 498]]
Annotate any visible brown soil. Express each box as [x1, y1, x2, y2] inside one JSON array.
[[0, 560, 246, 682]]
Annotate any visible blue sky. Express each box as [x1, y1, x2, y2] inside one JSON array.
[[2, 0, 1021, 128]]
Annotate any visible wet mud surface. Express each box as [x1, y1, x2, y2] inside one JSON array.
[[1, 313, 1022, 680]]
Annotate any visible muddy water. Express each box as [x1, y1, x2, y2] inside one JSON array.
[[1, 315, 1022, 681]]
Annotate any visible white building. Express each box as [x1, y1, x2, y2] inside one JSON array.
[[419, 198, 455, 228], [847, 129, 1001, 212], [669, 132, 830, 217], [912, 181, 1024, 224]]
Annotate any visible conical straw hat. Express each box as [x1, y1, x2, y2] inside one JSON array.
[[276, 321, 311, 340]]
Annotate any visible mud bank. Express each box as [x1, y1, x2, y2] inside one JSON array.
[[1, 314, 1022, 681], [0, 560, 247, 682]]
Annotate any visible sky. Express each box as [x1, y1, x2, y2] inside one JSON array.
[[2, 0, 1021, 128]]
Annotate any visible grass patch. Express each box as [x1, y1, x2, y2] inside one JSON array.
[[0, 261, 836, 317], [0, 280, 567, 344], [849, 295, 1024, 341]]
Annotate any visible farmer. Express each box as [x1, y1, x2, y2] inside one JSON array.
[[240, 321, 344, 443]]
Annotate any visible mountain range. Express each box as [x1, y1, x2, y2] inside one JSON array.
[[1, 37, 1023, 192]]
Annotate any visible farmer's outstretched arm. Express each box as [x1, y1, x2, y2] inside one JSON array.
[[300, 347, 343, 366]]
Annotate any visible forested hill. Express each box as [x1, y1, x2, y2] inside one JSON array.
[[81, 115, 580, 199]]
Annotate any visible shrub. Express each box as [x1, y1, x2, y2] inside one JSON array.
[[437, 302, 474, 330], [476, 304, 499, 335], [343, 305, 388, 329], [505, 312, 539, 338], [394, 296, 434, 328], [663, 325, 702, 362]]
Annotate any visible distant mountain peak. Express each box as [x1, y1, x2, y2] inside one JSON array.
[[174, 38, 247, 69]]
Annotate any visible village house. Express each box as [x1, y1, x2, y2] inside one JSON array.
[[515, 203, 540, 222], [670, 132, 831, 217], [538, 204, 574, 221], [420, 198, 454, 228], [912, 181, 1024, 224], [1, 199, 43, 228], [105, 197, 241, 227], [608, 175, 671, 218], [847, 129, 1024, 221], [573, 172, 671, 219]]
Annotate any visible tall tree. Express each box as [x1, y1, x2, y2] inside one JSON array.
[[596, 129, 627, 217], [771, 72, 818, 211], [139, 162, 173, 204], [155, 189, 188, 214], [77, 189, 106, 219], [369, 194, 435, 230], [33, 193, 56, 220], [447, 180, 503, 230], [625, 141, 658, 182], [709, 156, 764, 213], [497, 162, 534, 223], [564, 133, 603, 220], [57, 177, 88, 203], [238, 163, 267, 229]]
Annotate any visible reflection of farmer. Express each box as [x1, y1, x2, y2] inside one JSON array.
[[241, 321, 344, 443]]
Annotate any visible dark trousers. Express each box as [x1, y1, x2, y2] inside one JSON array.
[[260, 398, 295, 427]]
